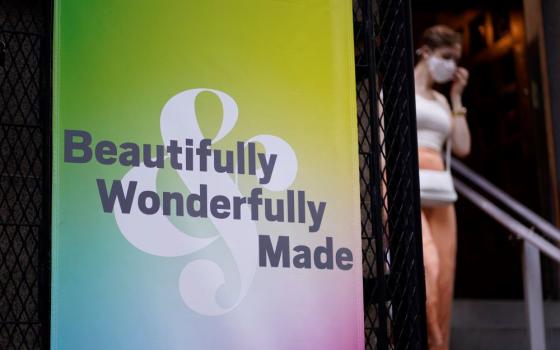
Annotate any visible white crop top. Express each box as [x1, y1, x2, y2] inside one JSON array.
[[415, 94, 452, 152]]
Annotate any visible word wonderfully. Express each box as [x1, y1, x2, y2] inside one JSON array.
[[97, 182, 326, 233], [64, 129, 327, 232]]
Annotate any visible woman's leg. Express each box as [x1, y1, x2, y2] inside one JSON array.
[[421, 210, 444, 349], [425, 205, 457, 349]]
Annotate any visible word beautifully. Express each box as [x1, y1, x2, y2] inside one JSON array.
[[65, 130, 277, 184], [64, 129, 327, 232]]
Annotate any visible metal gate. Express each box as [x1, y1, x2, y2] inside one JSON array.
[[0, 0, 426, 349], [354, 0, 427, 348], [0, 0, 51, 349]]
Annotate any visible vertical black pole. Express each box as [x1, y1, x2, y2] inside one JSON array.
[[377, 0, 427, 348], [402, 0, 428, 348], [362, 0, 390, 348], [39, 0, 53, 349]]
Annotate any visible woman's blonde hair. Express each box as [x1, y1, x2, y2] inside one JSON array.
[[419, 25, 462, 49]]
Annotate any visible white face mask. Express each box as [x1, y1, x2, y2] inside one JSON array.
[[427, 55, 456, 83]]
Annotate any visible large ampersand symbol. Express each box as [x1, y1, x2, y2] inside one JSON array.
[[114, 89, 297, 315]]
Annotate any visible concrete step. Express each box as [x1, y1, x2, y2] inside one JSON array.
[[451, 300, 560, 350]]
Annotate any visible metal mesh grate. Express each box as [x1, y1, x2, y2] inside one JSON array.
[[354, 0, 427, 349], [0, 0, 49, 349]]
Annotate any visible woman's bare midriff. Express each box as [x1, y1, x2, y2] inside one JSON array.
[[418, 146, 445, 171]]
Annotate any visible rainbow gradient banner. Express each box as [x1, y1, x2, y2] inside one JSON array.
[[52, 1, 363, 349]]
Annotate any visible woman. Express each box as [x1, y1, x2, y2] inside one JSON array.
[[414, 25, 471, 350]]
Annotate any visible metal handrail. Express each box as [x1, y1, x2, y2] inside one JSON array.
[[449, 160, 560, 350], [453, 178, 560, 263], [452, 158, 560, 243]]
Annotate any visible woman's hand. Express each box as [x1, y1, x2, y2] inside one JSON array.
[[450, 67, 469, 110]]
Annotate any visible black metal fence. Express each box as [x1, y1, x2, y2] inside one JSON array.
[[0, 0, 51, 349], [354, 0, 427, 349], [0, 0, 426, 349]]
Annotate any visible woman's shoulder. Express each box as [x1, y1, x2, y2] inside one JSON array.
[[415, 91, 451, 111], [432, 91, 451, 113]]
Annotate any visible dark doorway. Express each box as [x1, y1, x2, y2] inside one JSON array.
[[411, 0, 558, 299]]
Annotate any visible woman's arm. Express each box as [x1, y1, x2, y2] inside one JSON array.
[[450, 113, 471, 157], [449, 67, 471, 157]]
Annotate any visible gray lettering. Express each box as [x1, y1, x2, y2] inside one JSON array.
[[247, 188, 262, 220], [196, 139, 212, 171], [119, 142, 140, 166], [214, 150, 234, 174], [143, 144, 165, 168], [314, 237, 333, 270], [95, 140, 117, 165], [259, 235, 290, 267], [264, 198, 284, 222], [186, 184, 208, 218], [162, 192, 184, 216], [336, 248, 353, 271], [293, 245, 312, 269], [210, 195, 230, 219], [233, 196, 246, 219], [258, 153, 277, 185], [96, 179, 136, 213], [308, 201, 326, 233], [64, 129, 92, 163], [167, 140, 182, 170], [138, 191, 160, 215]]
